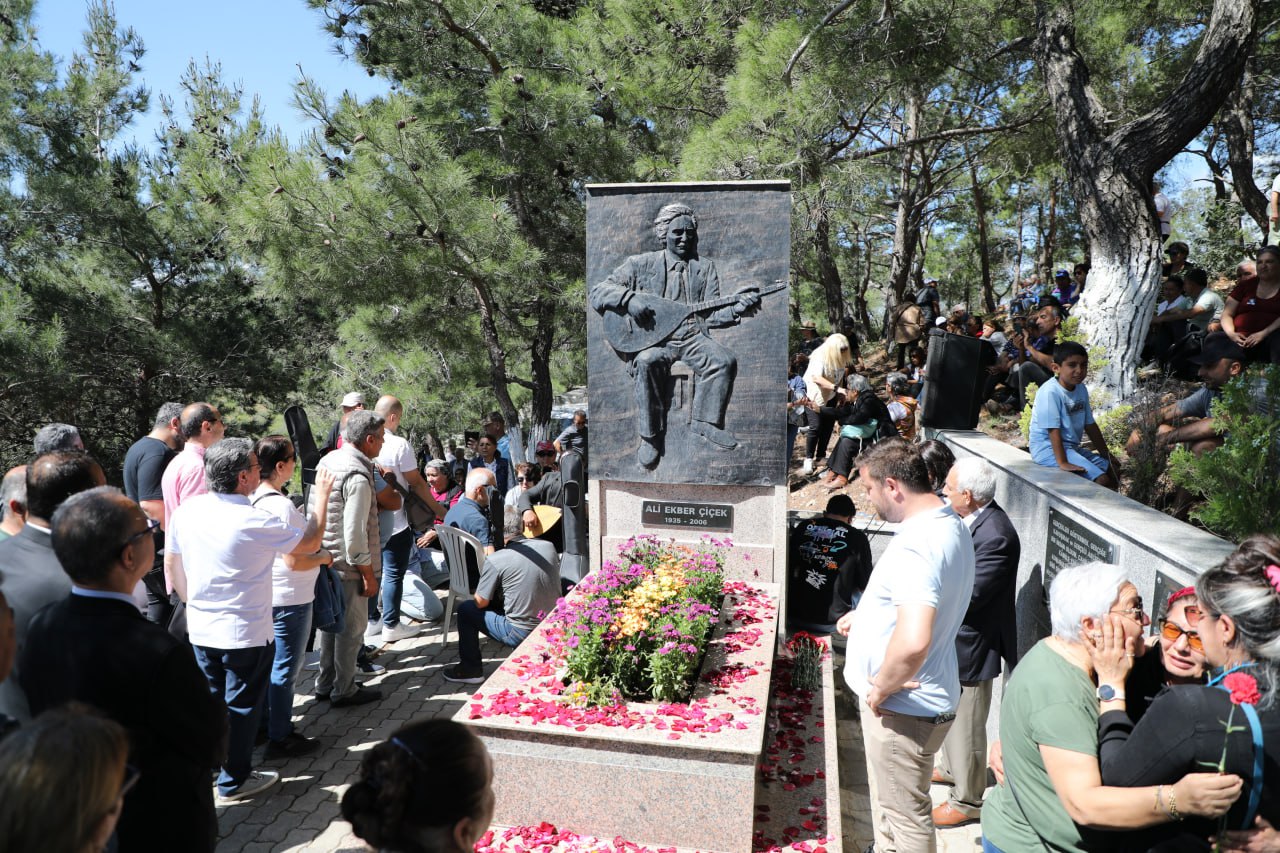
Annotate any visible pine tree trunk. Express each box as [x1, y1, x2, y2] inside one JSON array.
[[889, 89, 923, 301], [1036, 0, 1257, 403], [1220, 63, 1269, 233], [813, 208, 847, 326], [968, 153, 996, 312]]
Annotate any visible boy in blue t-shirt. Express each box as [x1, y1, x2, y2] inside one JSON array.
[[1028, 341, 1119, 489]]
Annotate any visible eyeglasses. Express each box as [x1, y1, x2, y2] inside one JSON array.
[[1158, 618, 1204, 653], [124, 518, 160, 546], [1184, 605, 1214, 627], [516, 476, 531, 483], [1110, 599, 1148, 623]]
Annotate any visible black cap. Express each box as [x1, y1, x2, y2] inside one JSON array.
[[825, 494, 856, 516], [1190, 331, 1246, 365]]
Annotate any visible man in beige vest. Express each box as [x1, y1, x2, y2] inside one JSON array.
[[314, 409, 385, 707]]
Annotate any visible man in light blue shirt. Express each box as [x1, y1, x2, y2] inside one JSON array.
[[838, 438, 974, 852]]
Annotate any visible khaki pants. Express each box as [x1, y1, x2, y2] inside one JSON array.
[[861, 699, 953, 853], [317, 577, 367, 701], [936, 679, 993, 817]]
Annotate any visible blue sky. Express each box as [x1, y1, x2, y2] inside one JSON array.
[[35, 0, 388, 148]]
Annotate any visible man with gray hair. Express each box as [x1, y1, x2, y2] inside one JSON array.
[[933, 456, 1021, 829], [33, 422, 83, 454], [167, 438, 334, 802], [123, 402, 185, 625], [0, 465, 26, 541], [315, 409, 387, 708], [590, 202, 761, 468]]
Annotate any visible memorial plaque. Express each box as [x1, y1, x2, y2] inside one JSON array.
[[641, 499, 734, 531], [1042, 508, 1116, 597], [586, 182, 790, 486]]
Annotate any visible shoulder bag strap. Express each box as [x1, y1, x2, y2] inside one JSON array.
[[1238, 701, 1265, 829]]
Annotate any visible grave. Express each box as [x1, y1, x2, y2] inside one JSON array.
[[456, 181, 845, 852]]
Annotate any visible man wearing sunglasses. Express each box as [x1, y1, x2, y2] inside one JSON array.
[[21, 487, 226, 852]]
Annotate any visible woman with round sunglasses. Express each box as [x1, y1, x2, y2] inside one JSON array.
[[1122, 587, 1209, 721], [1091, 535, 1280, 850]]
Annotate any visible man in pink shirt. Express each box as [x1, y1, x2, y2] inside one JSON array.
[[161, 403, 225, 531]]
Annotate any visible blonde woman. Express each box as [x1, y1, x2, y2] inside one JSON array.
[[801, 333, 855, 473]]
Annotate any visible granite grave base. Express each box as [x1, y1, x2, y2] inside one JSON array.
[[458, 580, 780, 853], [589, 479, 790, 585]]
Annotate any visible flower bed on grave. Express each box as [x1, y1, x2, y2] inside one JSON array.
[[466, 535, 775, 736], [459, 537, 781, 852], [470, 637, 838, 853]]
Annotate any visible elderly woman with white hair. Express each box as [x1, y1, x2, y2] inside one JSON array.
[[981, 562, 1242, 853], [810, 373, 896, 490]]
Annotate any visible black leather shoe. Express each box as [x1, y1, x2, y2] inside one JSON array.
[[330, 686, 382, 708]]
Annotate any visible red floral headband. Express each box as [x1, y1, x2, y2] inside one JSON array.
[[1266, 564, 1280, 596]]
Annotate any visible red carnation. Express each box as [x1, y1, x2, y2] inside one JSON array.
[[1223, 672, 1261, 706]]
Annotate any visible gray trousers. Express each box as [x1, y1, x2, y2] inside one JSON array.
[[936, 679, 993, 817], [630, 333, 736, 438], [1009, 360, 1052, 409], [317, 577, 367, 701]]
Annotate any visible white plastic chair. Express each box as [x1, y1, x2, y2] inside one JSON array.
[[434, 525, 483, 648]]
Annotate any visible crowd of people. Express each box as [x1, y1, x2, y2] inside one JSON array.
[[784, 434, 1280, 853], [0, 395, 585, 852]]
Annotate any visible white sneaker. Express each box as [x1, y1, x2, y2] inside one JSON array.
[[364, 620, 383, 638], [382, 622, 423, 643], [217, 770, 279, 803], [801, 458, 814, 474]]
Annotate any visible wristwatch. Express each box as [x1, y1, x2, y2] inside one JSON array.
[[1096, 684, 1126, 702]]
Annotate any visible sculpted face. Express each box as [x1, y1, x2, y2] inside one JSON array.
[[665, 215, 697, 261]]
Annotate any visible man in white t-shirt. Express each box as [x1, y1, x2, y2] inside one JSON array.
[[167, 439, 332, 802], [837, 438, 975, 853], [372, 396, 448, 643]]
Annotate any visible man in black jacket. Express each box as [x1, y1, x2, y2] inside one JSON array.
[[0, 451, 105, 721], [933, 456, 1021, 829], [20, 487, 227, 852]]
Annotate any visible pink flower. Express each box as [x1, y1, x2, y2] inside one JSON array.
[[1223, 672, 1261, 706]]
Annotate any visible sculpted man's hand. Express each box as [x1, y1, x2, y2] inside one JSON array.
[[627, 292, 662, 325]]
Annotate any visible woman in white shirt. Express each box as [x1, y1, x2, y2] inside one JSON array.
[[801, 333, 855, 474], [250, 436, 332, 760]]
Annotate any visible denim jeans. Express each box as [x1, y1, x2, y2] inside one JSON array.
[[457, 599, 531, 670], [380, 526, 413, 628], [981, 838, 1006, 853], [266, 603, 312, 742], [193, 643, 273, 795], [400, 548, 444, 623]]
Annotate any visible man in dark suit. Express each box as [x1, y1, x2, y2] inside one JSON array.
[[589, 202, 760, 468], [933, 456, 1021, 829], [0, 451, 105, 721], [20, 486, 226, 852]]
